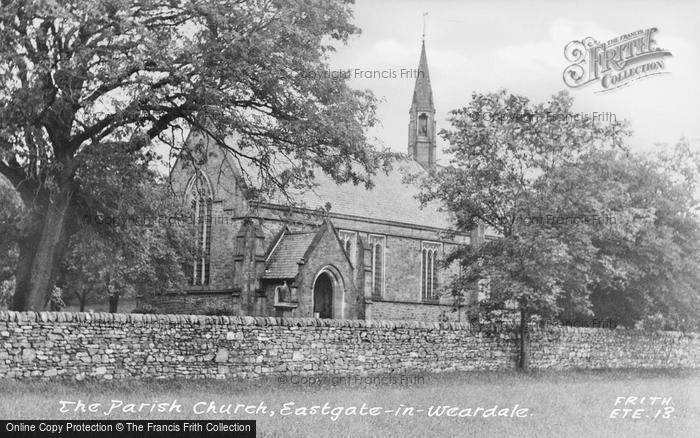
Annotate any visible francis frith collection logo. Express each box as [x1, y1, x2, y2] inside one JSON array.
[[563, 27, 672, 92]]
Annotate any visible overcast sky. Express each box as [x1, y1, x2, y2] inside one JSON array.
[[328, 0, 700, 161]]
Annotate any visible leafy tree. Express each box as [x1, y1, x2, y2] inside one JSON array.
[[425, 91, 700, 369], [421, 90, 633, 369], [0, 0, 381, 310], [585, 140, 700, 331], [60, 144, 194, 313]]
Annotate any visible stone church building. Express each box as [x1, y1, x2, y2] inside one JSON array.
[[148, 41, 485, 322]]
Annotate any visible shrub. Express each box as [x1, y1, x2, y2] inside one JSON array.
[[49, 286, 65, 311], [0, 278, 14, 309], [201, 303, 237, 316], [635, 313, 699, 332], [132, 303, 162, 314]]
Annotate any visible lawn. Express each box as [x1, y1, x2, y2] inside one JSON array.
[[1, 369, 698, 437]]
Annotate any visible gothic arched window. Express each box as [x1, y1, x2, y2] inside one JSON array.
[[421, 242, 441, 300], [369, 235, 385, 297], [188, 173, 212, 286], [418, 113, 428, 136]]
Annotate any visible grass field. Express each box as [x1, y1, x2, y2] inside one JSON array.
[[1, 369, 698, 437]]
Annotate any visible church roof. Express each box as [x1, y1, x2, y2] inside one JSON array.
[[271, 158, 454, 230], [411, 40, 434, 111], [262, 231, 317, 279]]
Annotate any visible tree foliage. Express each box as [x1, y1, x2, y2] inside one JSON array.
[[422, 90, 700, 368], [586, 141, 700, 330], [61, 168, 194, 312], [425, 91, 630, 316], [0, 0, 380, 309], [0, 176, 21, 284]]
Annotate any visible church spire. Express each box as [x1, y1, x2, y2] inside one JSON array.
[[408, 38, 436, 170], [411, 40, 434, 110]]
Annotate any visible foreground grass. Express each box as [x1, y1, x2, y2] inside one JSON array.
[[1, 369, 698, 437]]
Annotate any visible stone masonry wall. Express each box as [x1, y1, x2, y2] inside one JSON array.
[[0, 311, 698, 381], [369, 300, 466, 322], [147, 293, 242, 315]]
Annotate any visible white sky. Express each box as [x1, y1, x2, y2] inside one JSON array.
[[328, 0, 700, 161]]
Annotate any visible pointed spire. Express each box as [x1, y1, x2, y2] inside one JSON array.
[[408, 37, 437, 170], [411, 40, 434, 111]]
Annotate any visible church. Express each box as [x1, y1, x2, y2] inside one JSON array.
[[147, 40, 485, 322]]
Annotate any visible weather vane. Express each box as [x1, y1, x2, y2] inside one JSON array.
[[422, 12, 428, 40]]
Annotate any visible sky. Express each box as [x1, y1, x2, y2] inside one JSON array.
[[327, 0, 700, 162]]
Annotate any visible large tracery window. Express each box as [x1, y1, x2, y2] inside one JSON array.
[[421, 242, 441, 301], [188, 173, 212, 286], [369, 235, 385, 298]]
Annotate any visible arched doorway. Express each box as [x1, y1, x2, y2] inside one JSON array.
[[313, 272, 334, 319]]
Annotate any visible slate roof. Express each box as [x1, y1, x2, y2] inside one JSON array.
[[263, 158, 454, 230], [262, 231, 317, 279]]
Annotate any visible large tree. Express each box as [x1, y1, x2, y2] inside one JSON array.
[[584, 140, 700, 330], [422, 90, 640, 369], [427, 91, 700, 368], [0, 0, 381, 310]]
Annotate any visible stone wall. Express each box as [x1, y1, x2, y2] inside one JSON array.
[[0, 311, 698, 381], [147, 292, 242, 315], [528, 327, 698, 369], [369, 300, 465, 322]]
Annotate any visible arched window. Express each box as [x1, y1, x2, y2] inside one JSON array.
[[373, 243, 383, 296], [428, 250, 434, 293], [421, 242, 441, 300], [421, 249, 428, 296], [369, 235, 385, 298], [188, 173, 212, 286], [418, 113, 428, 136]]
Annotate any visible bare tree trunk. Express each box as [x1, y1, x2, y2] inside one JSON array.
[[73, 288, 87, 312], [12, 190, 72, 311], [109, 292, 119, 313], [106, 273, 119, 313], [518, 308, 530, 371], [11, 222, 41, 310]]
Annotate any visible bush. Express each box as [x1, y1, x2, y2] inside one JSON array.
[[49, 286, 65, 311], [634, 313, 699, 332], [201, 303, 237, 316], [132, 303, 162, 314], [0, 278, 14, 309]]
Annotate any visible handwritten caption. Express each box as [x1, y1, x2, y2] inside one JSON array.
[[610, 396, 675, 420], [59, 399, 532, 422]]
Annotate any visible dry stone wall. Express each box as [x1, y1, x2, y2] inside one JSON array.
[[0, 311, 698, 380]]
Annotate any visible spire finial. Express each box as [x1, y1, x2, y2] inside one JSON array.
[[422, 12, 428, 40]]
